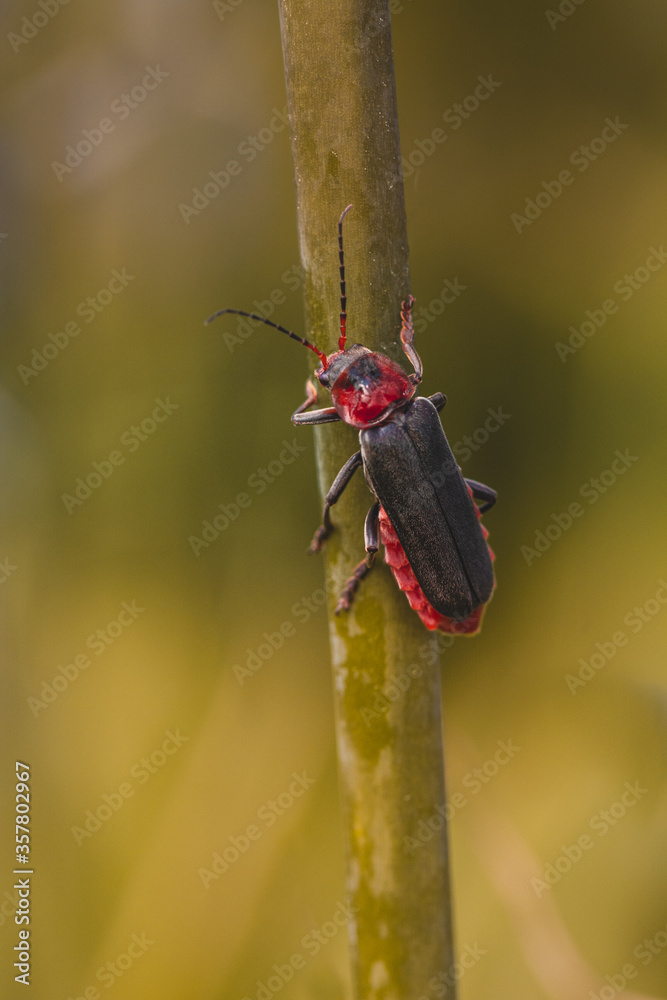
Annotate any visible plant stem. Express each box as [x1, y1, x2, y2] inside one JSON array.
[[278, 2, 458, 996]]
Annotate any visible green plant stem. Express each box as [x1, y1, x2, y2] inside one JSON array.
[[278, 2, 457, 996]]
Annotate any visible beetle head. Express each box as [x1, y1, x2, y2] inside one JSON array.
[[317, 344, 415, 428]]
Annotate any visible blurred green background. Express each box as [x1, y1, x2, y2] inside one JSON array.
[[1, 2, 666, 998]]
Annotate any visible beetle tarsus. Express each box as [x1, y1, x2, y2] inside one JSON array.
[[293, 379, 318, 416], [464, 478, 497, 514], [400, 294, 423, 385], [307, 450, 364, 551], [335, 503, 380, 612], [307, 523, 331, 553], [335, 554, 376, 614]]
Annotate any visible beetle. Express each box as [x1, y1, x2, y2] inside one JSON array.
[[207, 205, 496, 634]]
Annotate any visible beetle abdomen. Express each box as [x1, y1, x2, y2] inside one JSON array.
[[378, 486, 495, 635], [361, 397, 494, 620]]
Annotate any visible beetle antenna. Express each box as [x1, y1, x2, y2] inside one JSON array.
[[206, 309, 328, 367], [338, 204, 352, 351]]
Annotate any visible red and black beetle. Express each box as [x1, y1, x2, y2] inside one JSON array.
[[208, 206, 496, 635]]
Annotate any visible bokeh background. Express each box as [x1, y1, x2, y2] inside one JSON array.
[[1, 2, 666, 998]]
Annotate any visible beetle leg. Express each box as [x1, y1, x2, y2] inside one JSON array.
[[427, 392, 447, 411], [464, 478, 497, 513], [399, 295, 423, 386], [292, 381, 342, 425], [293, 378, 318, 414], [308, 451, 363, 553], [293, 407, 341, 426], [335, 502, 380, 614]]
